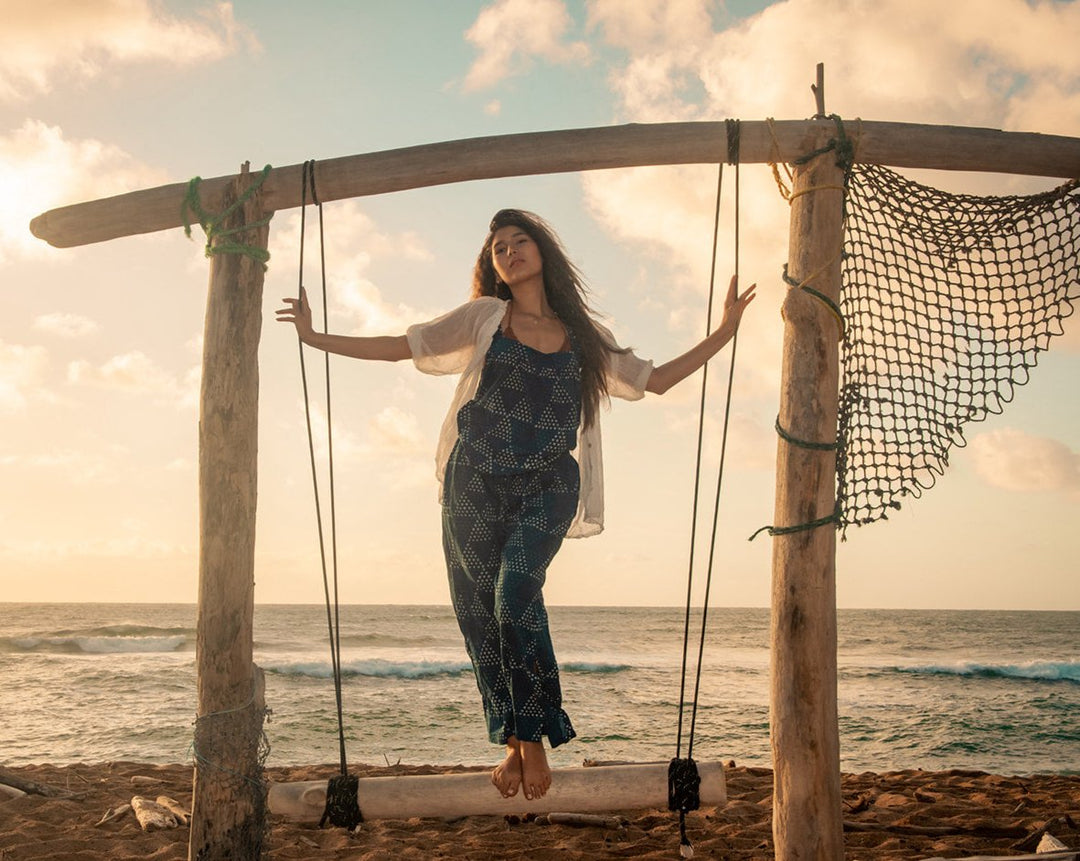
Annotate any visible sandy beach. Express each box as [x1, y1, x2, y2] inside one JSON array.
[[1, 760, 1077, 859]]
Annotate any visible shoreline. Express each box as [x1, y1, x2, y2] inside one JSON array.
[[1, 761, 1077, 859]]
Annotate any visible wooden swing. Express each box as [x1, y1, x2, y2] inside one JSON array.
[[273, 157, 734, 838], [29, 66, 1080, 860]]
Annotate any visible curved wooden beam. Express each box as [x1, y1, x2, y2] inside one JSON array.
[[29, 119, 1080, 249]]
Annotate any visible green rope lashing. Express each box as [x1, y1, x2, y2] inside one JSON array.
[[781, 264, 846, 337], [182, 164, 273, 263], [749, 114, 852, 544], [747, 420, 841, 541], [774, 416, 839, 452], [792, 113, 855, 174], [748, 507, 841, 542]]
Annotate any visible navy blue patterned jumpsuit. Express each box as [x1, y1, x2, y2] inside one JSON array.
[[442, 312, 580, 749]]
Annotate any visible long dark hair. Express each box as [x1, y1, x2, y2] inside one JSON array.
[[471, 209, 615, 430]]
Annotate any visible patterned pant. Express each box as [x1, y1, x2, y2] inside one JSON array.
[[442, 444, 579, 748]]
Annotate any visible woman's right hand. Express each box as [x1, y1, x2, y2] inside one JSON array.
[[275, 287, 315, 342]]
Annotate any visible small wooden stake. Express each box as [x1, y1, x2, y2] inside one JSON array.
[[189, 165, 271, 861], [811, 62, 826, 117], [769, 149, 845, 858]]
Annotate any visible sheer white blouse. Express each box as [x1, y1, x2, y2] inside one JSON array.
[[406, 296, 654, 538]]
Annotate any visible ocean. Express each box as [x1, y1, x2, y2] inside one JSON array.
[[1, 604, 1077, 776]]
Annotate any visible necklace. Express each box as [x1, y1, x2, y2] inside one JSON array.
[[509, 300, 559, 323]]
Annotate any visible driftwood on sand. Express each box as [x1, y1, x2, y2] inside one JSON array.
[[0, 767, 77, 798], [131, 795, 190, 831], [541, 812, 629, 829], [94, 803, 132, 827]]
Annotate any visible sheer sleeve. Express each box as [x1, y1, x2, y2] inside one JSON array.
[[406, 297, 505, 376], [596, 321, 654, 401]]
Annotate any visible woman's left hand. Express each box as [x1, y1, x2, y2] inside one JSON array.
[[721, 274, 756, 330]]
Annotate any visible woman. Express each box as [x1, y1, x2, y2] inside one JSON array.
[[277, 209, 755, 802]]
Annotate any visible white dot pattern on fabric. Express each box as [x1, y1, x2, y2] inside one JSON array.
[[442, 329, 581, 747]]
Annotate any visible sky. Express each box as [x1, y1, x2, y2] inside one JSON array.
[[1, 0, 1078, 610]]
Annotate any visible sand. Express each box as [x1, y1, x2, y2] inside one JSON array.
[[0, 760, 1077, 859]]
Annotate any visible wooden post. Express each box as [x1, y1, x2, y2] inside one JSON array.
[[189, 165, 271, 861], [770, 152, 846, 858]]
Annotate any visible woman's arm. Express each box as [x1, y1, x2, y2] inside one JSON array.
[[645, 275, 756, 395], [276, 289, 412, 362]]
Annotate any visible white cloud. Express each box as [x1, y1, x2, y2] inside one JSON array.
[[0, 340, 50, 414], [0, 449, 112, 483], [0, 0, 259, 102], [577, 0, 1080, 387], [0, 120, 168, 264], [33, 313, 100, 338], [290, 398, 365, 464], [587, 0, 717, 120], [269, 201, 432, 336], [587, 0, 717, 51], [368, 405, 425, 455], [968, 428, 1080, 494], [463, 0, 590, 91], [1, 533, 182, 561], [66, 350, 194, 405]]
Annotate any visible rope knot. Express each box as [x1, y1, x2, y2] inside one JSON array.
[[320, 773, 363, 831], [181, 164, 273, 263], [668, 757, 701, 813], [669, 757, 701, 857]]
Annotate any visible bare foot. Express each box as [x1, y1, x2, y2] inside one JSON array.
[[491, 738, 523, 798], [518, 739, 551, 800]]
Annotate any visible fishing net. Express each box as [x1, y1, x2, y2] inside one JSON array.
[[190, 681, 272, 859], [836, 164, 1080, 533]]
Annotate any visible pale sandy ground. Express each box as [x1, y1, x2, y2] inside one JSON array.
[[1, 761, 1077, 859]]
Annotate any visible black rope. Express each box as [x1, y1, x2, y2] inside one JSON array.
[[295, 160, 362, 830], [673, 163, 722, 761], [725, 118, 740, 166], [671, 120, 743, 858], [320, 774, 363, 831]]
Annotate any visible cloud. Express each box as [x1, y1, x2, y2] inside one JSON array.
[[1, 533, 182, 561], [0, 449, 112, 484], [0, 120, 168, 264], [368, 406, 425, 455], [968, 428, 1080, 494], [33, 313, 100, 338], [578, 0, 1080, 381], [0, 0, 259, 102], [0, 340, 50, 414], [586, 0, 719, 120], [289, 398, 365, 464], [463, 0, 590, 91], [66, 350, 196, 405], [269, 200, 432, 336]]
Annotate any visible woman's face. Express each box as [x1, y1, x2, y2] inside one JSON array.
[[491, 225, 543, 287]]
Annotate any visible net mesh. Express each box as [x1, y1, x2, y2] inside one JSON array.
[[836, 164, 1080, 532], [190, 688, 271, 859]]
